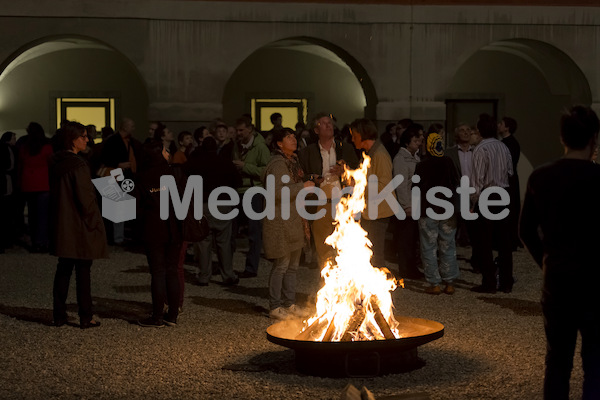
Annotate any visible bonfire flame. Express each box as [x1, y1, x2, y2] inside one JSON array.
[[300, 156, 403, 341]]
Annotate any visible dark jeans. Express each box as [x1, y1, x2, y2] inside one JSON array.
[[542, 297, 600, 400], [244, 194, 264, 274], [198, 204, 237, 283], [394, 217, 421, 277], [473, 196, 513, 290], [361, 217, 390, 268], [53, 258, 93, 324], [146, 242, 181, 321]]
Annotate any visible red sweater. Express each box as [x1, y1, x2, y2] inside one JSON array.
[[20, 143, 53, 192]]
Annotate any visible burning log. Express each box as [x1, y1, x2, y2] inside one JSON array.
[[295, 316, 328, 341], [295, 313, 340, 342], [322, 315, 338, 342], [341, 306, 366, 341], [369, 295, 396, 340]]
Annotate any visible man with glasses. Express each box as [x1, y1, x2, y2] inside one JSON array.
[[298, 112, 359, 269]]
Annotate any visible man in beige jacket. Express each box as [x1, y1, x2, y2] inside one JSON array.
[[350, 118, 396, 268]]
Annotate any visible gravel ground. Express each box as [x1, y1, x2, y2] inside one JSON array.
[[0, 242, 584, 400]]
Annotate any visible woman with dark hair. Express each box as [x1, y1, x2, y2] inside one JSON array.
[[19, 122, 53, 253], [136, 140, 185, 327], [153, 123, 177, 158], [49, 122, 108, 328], [192, 126, 210, 149], [262, 128, 315, 320]]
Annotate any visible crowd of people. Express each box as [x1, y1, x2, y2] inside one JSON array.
[[0, 111, 526, 321], [2, 107, 599, 398]]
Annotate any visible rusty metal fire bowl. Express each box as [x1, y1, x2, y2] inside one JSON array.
[[266, 315, 444, 377]]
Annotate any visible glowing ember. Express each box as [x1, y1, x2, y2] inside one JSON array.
[[299, 156, 404, 342]]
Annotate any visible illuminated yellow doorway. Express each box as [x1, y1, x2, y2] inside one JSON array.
[[251, 98, 307, 131], [56, 97, 115, 142]]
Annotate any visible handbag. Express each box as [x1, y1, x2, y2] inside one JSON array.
[[183, 213, 210, 242]]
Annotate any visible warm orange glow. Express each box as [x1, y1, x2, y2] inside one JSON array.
[[300, 155, 404, 341]]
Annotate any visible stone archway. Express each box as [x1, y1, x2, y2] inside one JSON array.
[[447, 38, 592, 197], [0, 35, 149, 138], [222, 36, 377, 129]]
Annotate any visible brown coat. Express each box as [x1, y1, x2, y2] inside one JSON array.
[[363, 140, 397, 220], [261, 154, 305, 260], [49, 151, 108, 260]]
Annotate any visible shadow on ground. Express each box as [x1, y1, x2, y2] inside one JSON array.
[[223, 349, 297, 375], [477, 297, 542, 316], [93, 296, 152, 323], [223, 285, 310, 302], [0, 304, 54, 326], [231, 346, 484, 388], [121, 265, 148, 274], [0, 296, 152, 326], [189, 295, 268, 315]]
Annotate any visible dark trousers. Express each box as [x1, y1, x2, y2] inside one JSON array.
[[507, 176, 521, 249], [25, 191, 49, 248], [361, 217, 390, 268], [176, 241, 187, 308], [146, 242, 181, 321], [0, 194, 14, 251], [465, 218, 483, 272], [244, 194, 264, 274], [473, 197, 513, 290], [230, 194, 264, 274], [542, 298, 600, 400], [53, 258, 93, 324], [394, 217, 421, 278]]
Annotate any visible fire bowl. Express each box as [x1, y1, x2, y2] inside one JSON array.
[[266, 315, 444, 378]]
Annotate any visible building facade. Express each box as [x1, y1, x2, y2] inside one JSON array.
[[1, 0, 599, 187]]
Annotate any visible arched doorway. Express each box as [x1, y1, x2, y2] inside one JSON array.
[[0, 35, 148, 139], [222, 37, 377, 130], [447, 38, 591, 167]]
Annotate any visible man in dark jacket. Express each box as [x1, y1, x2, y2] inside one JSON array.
[[187, 136, 242, 286], [49, 122, 108, 329], [298, 112, 359, 268], [101, 117, 141, 245], [520, 105, 600, 400], [232, 116, 271, 278], [498, 116, 521, 249]]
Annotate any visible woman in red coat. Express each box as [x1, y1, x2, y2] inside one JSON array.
[[49, 122, 108, 329], [19, 122, 53, 252]]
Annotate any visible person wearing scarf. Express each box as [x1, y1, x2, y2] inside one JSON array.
[[414, 132, 460, 295], [262, 128, 315, 320]]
